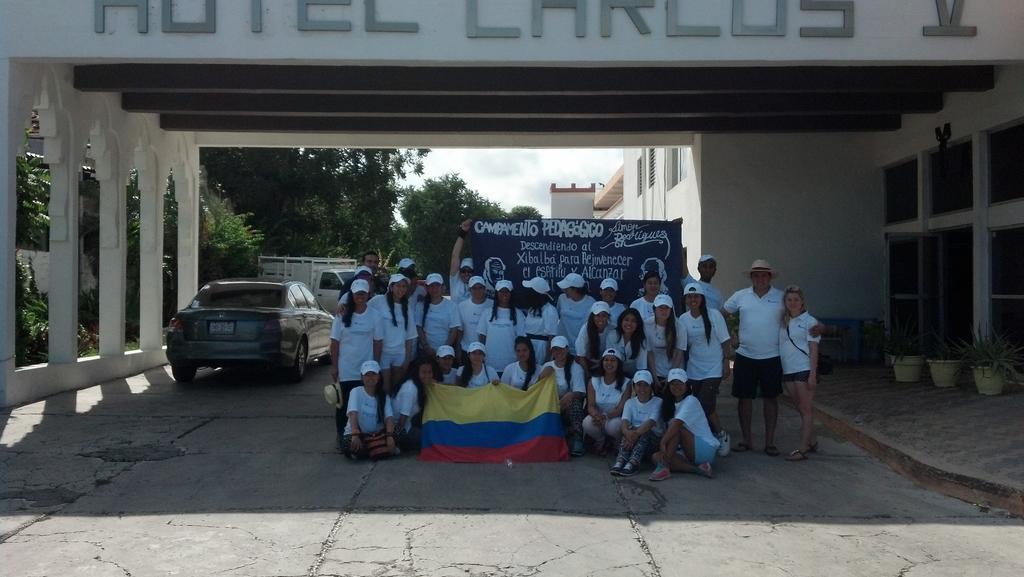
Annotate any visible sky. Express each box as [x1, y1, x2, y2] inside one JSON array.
[[400, 148, 624, 217]]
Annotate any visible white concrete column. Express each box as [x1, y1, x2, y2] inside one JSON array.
[[37, 89, 81, 365], [92, 125, 126, 357], [136, 145, 164, 352], [174, 156, 200, 310], [1, 60, 17, 404]]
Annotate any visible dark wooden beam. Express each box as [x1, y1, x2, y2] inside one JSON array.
[[124, 91, 943, 116], [76, 64, 994, 94], [160, 114, 901, 133]]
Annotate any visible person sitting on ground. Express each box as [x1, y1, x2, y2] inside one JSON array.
[[342, 360, 396, 460], [598, 278, 626, 327], [436, 345, 459, 385], [583, 348, 633, 456], [449, 219, 474, 302], [456, 342, 500, 388], [650, 368, 719, 480], [537, 336, 587, 456], [501, 336, 541, 390], [392, 358, 438, 453], [779, 285, 821, 462], [556, 273, 596, 354], [605, 307, 650, 378], [680, 282, 733, 457], [575, 301, 613, 377], [611, 370, 663, 477]]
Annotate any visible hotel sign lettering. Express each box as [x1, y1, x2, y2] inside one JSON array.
[[95, 0, 978, 38]]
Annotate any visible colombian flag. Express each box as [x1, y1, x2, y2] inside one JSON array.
[[419, 375, 569, 463]]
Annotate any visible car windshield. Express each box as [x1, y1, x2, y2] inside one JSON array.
[[198, 289, 282, 308]]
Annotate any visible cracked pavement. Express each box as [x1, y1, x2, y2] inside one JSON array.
[[1, 364, 1022, 576]]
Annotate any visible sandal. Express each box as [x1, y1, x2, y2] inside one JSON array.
[[808, 441, 819, 453], [786, 449, 808, 461], [733, 442, 751, 452], [764, 445, 781, 457]]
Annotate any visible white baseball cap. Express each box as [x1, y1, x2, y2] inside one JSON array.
[[360, 360, 381, 375], [469, 276, 486, 288], [632, 370, 654, 385], [550, 335, 569, 350], [388, 273, 409, 286], [436, 345, 456, 358], [699, 254, 716, 263], [683, 282, 705, 296], [523, 277, 551, 294], [495, 279, 514, 292], [590, 301, 611, 316], [350, 279, 370, 294], [398, 258, 416, 271], [354, 265, 373, 277], [556, 273, 586, 290], [667, 368, 688, 383], [654, 294, 674, 308], [425, 273, 445, 286], [600, 278, 619, 291], [601, 347, 623, 361], [467, 342, 486, 354], [460, 258, 474, 270]]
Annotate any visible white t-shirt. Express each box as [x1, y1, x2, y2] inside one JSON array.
[[456, 365, 500, 389], [698, 281, 724, 313], [605, 329, 650, 376], [440, 368, 458, 385], [449, 274, 469, 303], [393, 379, 421, 433], [644, 318, 687, 378], [723, 287, 785, 359], [543, 360, 586, 397], [457, 298, 493, 349], [418, 298, 460, 352], [673, 396, 720, 449], [500, 361, 540, 390], [368, 294, 417, 354], [606, 302, 626, 328], [477, 307, 526, 372], [629, 296, 658, 322], [523, 303, 560, 360], [344, 386, 394, 435], [557, 294, 596, 354], [680, 309, 731, 380], [330, 310, 384, 382], [589, 376, 631, 414], [622, 396, 664, 435], [780, 312, 822, 374], [575, 323, 610, 362]]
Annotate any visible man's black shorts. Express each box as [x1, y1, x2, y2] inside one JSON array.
[[731, 354, 782, 399]]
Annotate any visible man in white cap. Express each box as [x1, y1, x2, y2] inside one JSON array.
[[556, 273, 595, 354], [599, 278, 626, 327], [456, 276, 493, 363], [695, 255, 724, 312], [449, 219, 474, 302]]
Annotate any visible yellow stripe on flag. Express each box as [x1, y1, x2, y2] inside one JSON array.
[[423, 374, 560, 425]]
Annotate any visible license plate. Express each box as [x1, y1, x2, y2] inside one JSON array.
[[208, 321, 235, 335]]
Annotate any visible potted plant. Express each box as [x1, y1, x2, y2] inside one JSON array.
[[885, 320, 923, 382], [956, 330, 1024, 396], [926, 339, 961, 388]]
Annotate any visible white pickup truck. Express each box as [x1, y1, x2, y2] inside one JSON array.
[[258, 255, 358, 311]]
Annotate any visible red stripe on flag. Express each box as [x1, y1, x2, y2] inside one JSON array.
[[418, 435, 569, 463]]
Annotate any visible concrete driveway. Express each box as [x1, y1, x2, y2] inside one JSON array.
[[2, 364, 1021, 577]]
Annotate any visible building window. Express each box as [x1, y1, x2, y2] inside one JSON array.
[[992, 227, 1024, 346], [636, 157, 643, 197], [671, 148, 688, 187], [648, 148, 656, 189], [930, 140, 973, 215], [990, 122, 1024, 204], [885, 159, 918, 224]]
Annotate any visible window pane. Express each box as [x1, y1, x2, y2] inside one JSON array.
[[930, 141, 973, 215], [885, 159, 918, 224], [889, 240, 919, 295], [992, 299, 1024, 349], [990, 122, 1024, 204], [992, 227, 1024, 295]]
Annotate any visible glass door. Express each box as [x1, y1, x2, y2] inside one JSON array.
[[886, 234, 939, 348]]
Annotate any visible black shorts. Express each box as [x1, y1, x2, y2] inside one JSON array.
[[688, 378, 721, 416], [783, 371, 811, 383], [732, 354, 783, 399]]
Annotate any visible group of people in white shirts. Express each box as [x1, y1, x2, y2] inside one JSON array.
[[329, 220, 824, 479]]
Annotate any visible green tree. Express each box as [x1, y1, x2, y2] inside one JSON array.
[[16, 149, 49, 249], [399, 174, 506, 276], [198, 186, 264, 284], [508, 205, 544, 220]]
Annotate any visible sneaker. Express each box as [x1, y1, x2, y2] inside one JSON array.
[[717, 430, 731, 457], [571, 439, 585, 457], [610, 460, 625, 476], [620, 461, 639, 477], [649, 463, 671, 482], [698, 462, 714, 478]]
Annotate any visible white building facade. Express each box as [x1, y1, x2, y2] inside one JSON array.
[[2, 1, 1024, 405]]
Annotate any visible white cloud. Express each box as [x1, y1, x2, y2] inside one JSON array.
[[402, 148, 623, 217]]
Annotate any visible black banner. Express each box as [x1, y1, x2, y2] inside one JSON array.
[[470, 219, 683, 307]]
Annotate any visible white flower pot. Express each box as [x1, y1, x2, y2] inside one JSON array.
[[927, 360, 961, 388], [972, 366, 1005, 396], [893, 355, 924, 383]]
